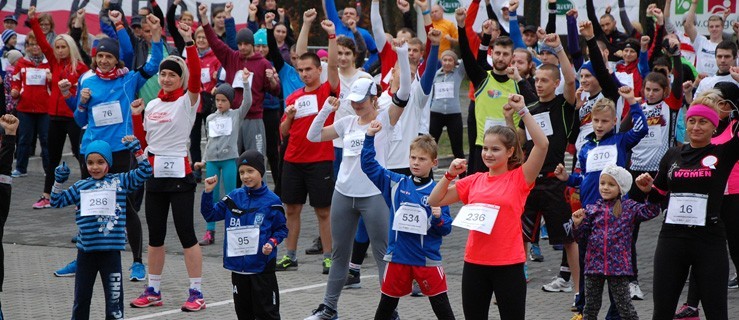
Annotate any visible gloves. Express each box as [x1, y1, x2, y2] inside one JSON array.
[[55, 161, 71, 183], [123, 138, 142, 153]]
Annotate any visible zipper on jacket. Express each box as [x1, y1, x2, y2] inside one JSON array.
[[603, 202, 610, 274]]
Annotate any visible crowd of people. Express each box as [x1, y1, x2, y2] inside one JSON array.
[[0, 0, 737, 319]]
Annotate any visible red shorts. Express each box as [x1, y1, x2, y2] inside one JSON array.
[[381, 262, 448, 297]]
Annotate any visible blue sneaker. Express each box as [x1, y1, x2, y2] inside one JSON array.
[[524, 264, 530, 283], [10, 170, 26, 178], [54, 260, 77, 277], [529, 243, 544, 262], [540, 223, 549, 239], [129, 262, 146, 281]]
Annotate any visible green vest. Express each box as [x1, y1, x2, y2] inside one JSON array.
[[473, 71, 520, 146]]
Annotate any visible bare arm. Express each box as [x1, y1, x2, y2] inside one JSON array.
[[684, 0, 698, 41], [296, 9, 317, 56]]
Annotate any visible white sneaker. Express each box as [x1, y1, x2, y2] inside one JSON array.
[[629, 282, 644, 300], [542, 277, 573, 292]]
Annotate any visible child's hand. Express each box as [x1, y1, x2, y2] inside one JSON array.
[[635, 173, 654, 194], [121, 136, 141, 152], [204, 175, 218, 193], [242, 67, 252, 83], [572, 209, 585, 227], [55, 162, 71, 183], [262, 242, 274, 255], [193, 161, 205, 170], [554, 163, 569, 181], [366, 120, 382, 136], [431, 206, 441, 218], [447, 158, 467, 177], [618, 86, 637, 105]]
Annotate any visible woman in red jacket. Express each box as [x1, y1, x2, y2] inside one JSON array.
[[27, 6, 89, 209], [9, 32, 50, 178]]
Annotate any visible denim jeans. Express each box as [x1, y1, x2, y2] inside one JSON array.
[[15, 111, 48, 174], [73, 250, 123, 320]]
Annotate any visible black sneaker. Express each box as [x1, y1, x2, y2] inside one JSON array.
[[345, 272, 361, 289], [729, 273, 738, 289], [276, 255, 298, 271], [305, 237, 323, 255], [304, 303, 338, 320]]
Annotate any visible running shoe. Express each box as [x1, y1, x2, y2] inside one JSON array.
[[10, 170, 26, 178], [54, 260, 77, 277], [552, 244, 564, 251], [305, 236, 323, 255], [571, 293, 579, 312], [411, 280, 423, 297], [181, 288, 206, 312], [198, 230, 215, 246], [673, 303, 700, 320], [542, 277, 573, 292], [304, 304, 338, 320], [629, 281, 644, 300], [129, 262, 146, 281], [32, 196, 50, 209], [728, 273, 738, 289], [344, 271, 361, 289], [540, 223, 549, 239], [130, 286, 163, 308], [322, 257, 332, 275], [529, 243, 544, 262], [276, 255, 298, 271], [391, 309, 400, 320]]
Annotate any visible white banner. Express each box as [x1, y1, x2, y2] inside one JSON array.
[[669, 0, 738, 36], [539, 0, 639, 37]]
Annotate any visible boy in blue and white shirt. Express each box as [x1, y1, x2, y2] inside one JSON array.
[[360, 121, 455, 319], [200, 150, 288, 319], [50, 136, 152, 320]]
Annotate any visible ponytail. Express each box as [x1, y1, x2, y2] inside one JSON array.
[[613, 198, 622, 218]]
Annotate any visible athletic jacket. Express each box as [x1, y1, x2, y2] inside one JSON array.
[[11, 56, 50, 114], [361, 135, 452, 267], [568, 103, 648, 206], [50, 156, 152, 252], [574, 198, 660, 276], [201, 183, 288, 274]]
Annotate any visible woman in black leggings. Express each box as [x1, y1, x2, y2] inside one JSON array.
[[633, 91, 739, 320]]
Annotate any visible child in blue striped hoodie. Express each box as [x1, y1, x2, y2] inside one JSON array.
[[50, 136, 152, 320]]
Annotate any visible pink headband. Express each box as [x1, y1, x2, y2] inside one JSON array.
[[686, 104, 719, 127]]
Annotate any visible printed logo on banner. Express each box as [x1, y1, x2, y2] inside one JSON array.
[[676, 0, 736, 15], [556, 0, 575, 14], [438, 0, 461, 13]]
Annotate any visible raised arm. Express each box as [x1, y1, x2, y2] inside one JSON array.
[[321, 19, 340, 92], [586, 0, 605, 37], [351, 25, 369, 68], [370, 0, 387, 52], [265, 17, 286, 72], [296, 9, 317, 56], [566, 9, 583, 70], [547, 34, 576, 105], [581, 21, 619, 100], [427, 159, 465, 207], [456, 8, 487, 88], [420, 29, 441, 95], [388, 42, 411, 125], [511, 94, 549, 184], [180, 24, 201, 104], [684, 0, 698, 42], [166, 0, 186, 55], [28, 7, 56, 66], [617, 0, 635, 36], [238, 69, 253, 118], [545, 0, 557, 34], [306, 97, 341, 142], [617, 86, 649, 149], [507, 0, 526, 49]]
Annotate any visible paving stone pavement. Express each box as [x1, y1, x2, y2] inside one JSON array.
[[2, 150, 737, 319]]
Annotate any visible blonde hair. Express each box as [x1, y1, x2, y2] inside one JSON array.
[[410, 135, 438, 159], [592, 98, 617, 117], [180, 11, 194, 22], [158, 55, 189, 89], [53, 34, 84, 74], [691, 89, 722, 113], [484, 125, 523, 170]]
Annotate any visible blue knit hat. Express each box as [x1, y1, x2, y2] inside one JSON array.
[[1, 29, 16, 44], [254, 29, 267, 46], [579, 61, 595, 76], [86, 140, 113, 167]]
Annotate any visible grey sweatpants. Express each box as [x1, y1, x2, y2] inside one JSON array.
[[323, 191, 389, 311], [238, 118, 266, 156]]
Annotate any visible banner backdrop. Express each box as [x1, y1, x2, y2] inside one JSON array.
[[539, 0, 639, 36], [669, 0, 737, 35]]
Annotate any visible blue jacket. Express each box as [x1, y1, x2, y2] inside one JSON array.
[[325, 0, 379, 70], [568, 102, 648, 206], [361, 135, 452, 267], [50, 158, 152, 252], [201, 183, 288, 274], [73, 40, 163, 154]]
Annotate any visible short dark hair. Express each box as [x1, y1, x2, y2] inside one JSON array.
[[397, 27, 416, 38], [336, 36, 357, 55], [644, 72, 669, 91], [300, 52, 321, 67], [492, 36, 514, 49], [212, 7, 225, 19], [537, 63, 561, 81], [716, 40, 738, 58]]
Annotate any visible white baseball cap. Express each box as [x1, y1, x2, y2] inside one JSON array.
[[346, 77, 378, 103]]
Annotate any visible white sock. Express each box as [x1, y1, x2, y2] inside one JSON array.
[[148, 274, 161, 292], [189, 277, 202, 291]]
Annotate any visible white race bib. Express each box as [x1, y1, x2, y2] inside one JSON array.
[[666, 193, 708, 226], [200, 68, 211, 84], [484, 117, 506, 132], [294, 94, 319, 119], [80, 188, 117, 217], [526, 112, 554, 140], [232, 70, 254, 89], [226, 225, 260, 257], [25, 68, 46, 85], [615, 71, 634, 89], [452, 203, 500, 234], [639, 125, 663, 147], [434, 82, 455, 100], [392, 203, 428, 235], [208, 117, 232, 137], [342, 130, 365, 157], [585, 145, 618, 172], [92, 101, 124, 127], [153, 156, 185, 178], [698, 50, 717, 75]]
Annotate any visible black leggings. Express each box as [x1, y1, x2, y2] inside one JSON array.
[[374, 292, 455, 320], [44, 118, 81, 194], [652, 233, 728, 320], [429, 112, 465, 160], [145, 190, 197, 248], [462, 262, 526, 320], [263, 108, 282, 192]]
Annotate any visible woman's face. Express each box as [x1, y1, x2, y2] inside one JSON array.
[[158, 68, 182, 93], [54, 39, 70, 60], [95, 52, 117, 73], [441, 55, 456, 73], [481, 133, 513, 171], [39, 19, 52, 34], [274, 25, 287, 43], [25, 39, 41, 56], [265, 0, 277, 10], [180, 16, 193, 26], [195, 32, 209, 50], [687, 116, 716, 145], [622, 47, 637, 64], [350, 97, 376, 117]]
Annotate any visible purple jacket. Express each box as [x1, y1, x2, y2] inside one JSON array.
[[203, 24, 280, 120], [575, 198, 660, 276]]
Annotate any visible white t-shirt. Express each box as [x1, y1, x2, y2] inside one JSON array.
[[333, 109, 393, 197], [693, 36, 719, 76], [334, 70, 372, 148], [143, 93, 200, 157], [694, 74, 739, 98], [385, 80, 429, 169]]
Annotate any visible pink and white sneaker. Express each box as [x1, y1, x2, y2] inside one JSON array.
[[181, 288, 206, 312]]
